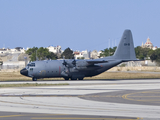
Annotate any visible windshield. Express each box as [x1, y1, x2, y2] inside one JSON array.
[[26, 63, 35, 69]]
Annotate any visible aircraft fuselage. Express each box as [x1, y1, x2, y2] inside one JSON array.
[[20, 59, 122, 81]]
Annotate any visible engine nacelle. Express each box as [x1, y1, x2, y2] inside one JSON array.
[[76, 60, 89, 67], [63, 60, 90, 69]]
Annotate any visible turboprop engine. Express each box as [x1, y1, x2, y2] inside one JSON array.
[[63, 59, 89, 68]]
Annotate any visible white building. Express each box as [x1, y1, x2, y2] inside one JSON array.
[[0, 47, 25, 57], [74, 51, 83, 59], [47, 45, 62, 54], [74, 50, 90, 59], [11, 47, 25, 53], [98, 51, 102, 57]]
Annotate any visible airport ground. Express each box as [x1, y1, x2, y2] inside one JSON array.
[[0, 69, 160, 120], [0, 79, 160, 120]]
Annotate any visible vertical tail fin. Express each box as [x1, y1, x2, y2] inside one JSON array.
[[112, 29, 137, 60]]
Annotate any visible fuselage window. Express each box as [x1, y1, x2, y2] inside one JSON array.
[[30, 68, 33, 71], [30, 63, 35, 67]]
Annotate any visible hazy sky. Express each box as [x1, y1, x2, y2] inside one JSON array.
[[0, 0, 160, 51]]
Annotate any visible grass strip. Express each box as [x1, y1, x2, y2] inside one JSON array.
[[1, 71, 160, 81], [0, 83, 69, 88]]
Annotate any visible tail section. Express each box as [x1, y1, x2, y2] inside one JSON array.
[[112, 29, 137, 60]]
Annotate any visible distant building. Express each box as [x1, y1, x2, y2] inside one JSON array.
[[141, 37, 157, 50], [74, 51, 83, 59], [90, 50, 98, 59], [74, 50, 90, 59], [0, 47, 25, 57], [98, 51, 102, 57], [0, 48, 8, 56], [81, 50, 90, 59], [47, 45, 62, 54], [90, 50, 102, 59]]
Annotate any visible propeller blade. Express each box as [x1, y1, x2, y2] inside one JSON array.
[[62, 60, 67, 66], [72, 59, 76, 67]]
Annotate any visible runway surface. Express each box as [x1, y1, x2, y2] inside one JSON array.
[[0, 79, 160, 120]]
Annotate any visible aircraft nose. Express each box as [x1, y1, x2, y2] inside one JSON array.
[[20, 68, 28, 76]]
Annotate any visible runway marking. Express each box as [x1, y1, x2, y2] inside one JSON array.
[[0, 113, 142, 120], [0, 95, 119, 97], [122, 90, 160, 103], [0, 98, 143, 120], [0, 98, 132, 112], [128, 96, 160, 97], [0, 115, 24, 118], [31, 117, 140, 120], [0, 113, 141, 120], [0, 114, 69, 118]]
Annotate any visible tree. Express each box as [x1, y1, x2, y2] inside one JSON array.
[[77, 57, 85, 59], [135, 46, 152, 60], [149, 48, 160, 66], [37, 47, 50, 60], [61, 47, 74, 59], [26, 47, 58, 61], [0, 61, 3, 65], [26, 47, 38, 55], [100, 47, 117, 57], [25, 47, 38, 61], [47, 52, 58, 60]]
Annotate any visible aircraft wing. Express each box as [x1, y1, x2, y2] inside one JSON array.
[[86, 60, 108, 66]]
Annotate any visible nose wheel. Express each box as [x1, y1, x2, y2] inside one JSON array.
[[32, 77, 37, 81]]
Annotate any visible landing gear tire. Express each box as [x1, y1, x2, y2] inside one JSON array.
[[78, 77, 84, 80], [71, 77, 77, 80], [32, 77, 37, 81], [64, 77, 69, 80]]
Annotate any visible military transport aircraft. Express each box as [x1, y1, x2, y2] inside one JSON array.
[[20, 29, 138, 81]]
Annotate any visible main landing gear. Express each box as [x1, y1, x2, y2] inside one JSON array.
[[64, 77, 84, 80], [32, 77, 37, 81], [64, 77, 69, 80]]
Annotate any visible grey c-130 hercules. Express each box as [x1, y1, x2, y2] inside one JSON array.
[[20, 29, 138, 81]]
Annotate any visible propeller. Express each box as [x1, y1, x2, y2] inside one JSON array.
[[62, 56, 77, 68], [72, 59, 76, 67], [62, 56, 68, 67], [62, 60, 67, 67]]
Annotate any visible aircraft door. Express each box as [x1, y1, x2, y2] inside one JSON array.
[[52, 61, 61, 77]]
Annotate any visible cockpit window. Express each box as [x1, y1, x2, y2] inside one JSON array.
[[30, 63, 35, 67], [26, 63, 35, 69]]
